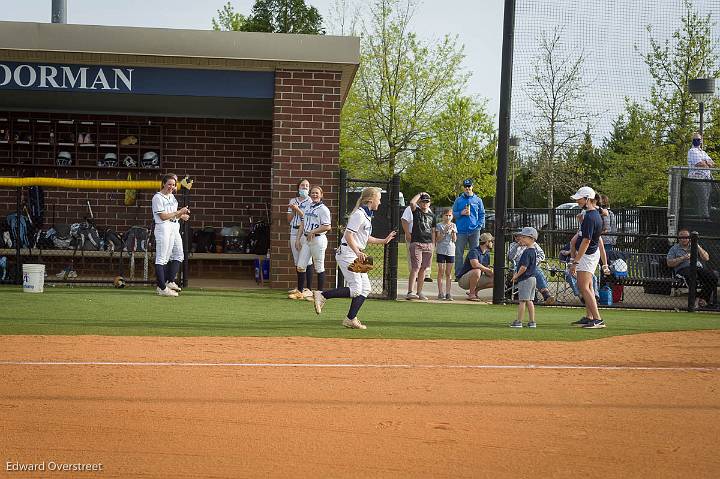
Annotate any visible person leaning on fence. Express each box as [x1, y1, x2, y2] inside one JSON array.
[[666, 228, 718, 309], [509, 227, 540, 328], [435, 208, 457, 301], [406, 192, 436, 301], [599, 194, 617, 254], [452, 178, 485, 279], [456, 232, 494, 301], [312, 187, 396, 330], [568, 186, 611, 329], [687, 132, 715, 220], [507, 232, 556, 305]]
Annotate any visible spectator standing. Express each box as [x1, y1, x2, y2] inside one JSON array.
[[598, 194, 617, 254], [406, 193, 437, 300], [435, 208, 457, 300], [402, 205, 432, 292], [687, 132, 715, 220], [452, 178, 485, 278]]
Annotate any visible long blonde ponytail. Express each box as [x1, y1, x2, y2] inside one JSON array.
[[353, 187, 381, 212]]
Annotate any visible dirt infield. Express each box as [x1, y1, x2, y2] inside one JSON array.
[[2, 331, 719, 478]]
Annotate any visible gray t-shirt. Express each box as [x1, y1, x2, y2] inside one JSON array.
[[435, 223, 457, 256], [667, 243, 702, 273]]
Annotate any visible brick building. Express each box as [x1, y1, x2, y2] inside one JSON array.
[[0, 21, 359, 289]]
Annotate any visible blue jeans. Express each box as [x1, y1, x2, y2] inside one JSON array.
[[454, 230, 482, 278], [535, 268, 548, 291], [565, 270, 598, 297]]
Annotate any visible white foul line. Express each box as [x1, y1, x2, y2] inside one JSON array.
[[0, 361, 717, 371]]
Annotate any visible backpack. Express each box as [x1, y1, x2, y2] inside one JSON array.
[[0, 218, 11, 248], [104, 229, 123, 252], [193, 227, 216, 253], [247, 221, 269, 255], [27, 186, 45, 227], [51, 224, 73, 249], [70, 222, 102, 251], [0, 256, 8, 281], [124, 226, 149, 252], [6, 213, 30, 248]]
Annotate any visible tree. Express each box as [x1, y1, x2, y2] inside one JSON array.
[[242, 0, 325, 34], [523, 28, 595, 208], [212, 2, 246, 31], [325, 0, 360, 35], [403, 96, 496, 204], [340, 0, 467, 179], [212, 0, 324, 34]]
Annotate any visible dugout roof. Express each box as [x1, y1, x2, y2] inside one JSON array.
[[0, 21, 360, 119]]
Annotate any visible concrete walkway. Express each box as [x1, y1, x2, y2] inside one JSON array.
[[397, 278, 494, 303]]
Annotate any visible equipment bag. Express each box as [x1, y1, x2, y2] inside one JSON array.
[[27, 186, 45, 227], [6, 213, 30, 248], [248, 221, 269, 255], [51, 224, 73, 249], [104, 229, 123, 252], [124, 226, 149, 252], [193, 227, 217, 253], [71, 222, 102, 251]]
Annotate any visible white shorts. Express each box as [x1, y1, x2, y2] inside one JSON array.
[[154, 221, 183, 265], [297, 234, 328, 273], [576, 249, 600, 274], [290, 232, 312, 267], [336, 248, 371, 297]]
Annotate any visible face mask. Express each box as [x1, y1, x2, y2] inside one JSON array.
[[693, 138, 702, 147], [298, 188, 309, 198]]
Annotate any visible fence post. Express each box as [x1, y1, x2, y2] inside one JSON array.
[[387, 174, 400, 300], [15, 186, 21, 284], [688, 231, 699, 311]]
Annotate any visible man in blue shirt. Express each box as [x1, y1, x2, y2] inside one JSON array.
[[452, 178, 485, 278], [456, 232, 494, 301]]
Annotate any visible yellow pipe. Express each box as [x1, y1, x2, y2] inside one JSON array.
[[0, 177, 184, 190]]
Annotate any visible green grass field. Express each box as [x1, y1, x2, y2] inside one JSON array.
[[1, 286, 719, 340]]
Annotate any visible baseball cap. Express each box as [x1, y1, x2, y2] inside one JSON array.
[[419, 193, 431, 202], [516, 226, 538, 240], [479, 232, 494, 244], [570, 186, 596, 200], [463, 179, 473, 187]]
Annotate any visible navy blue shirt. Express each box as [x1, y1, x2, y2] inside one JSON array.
[[515, 247, 537, 282], [575, 209, 603, 255], [456, 246, 491, 280]]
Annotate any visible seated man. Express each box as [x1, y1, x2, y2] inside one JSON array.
[[560, 242, 599, 303], [666, 228, 718, 308], [456, 232, 494, 301], [508, 232, 556, 304]]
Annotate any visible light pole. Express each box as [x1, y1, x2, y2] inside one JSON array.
[[688, 78, 716, 138], [509, 136, 519, 209]]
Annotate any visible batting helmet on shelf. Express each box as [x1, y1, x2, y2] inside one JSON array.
[[98, 152, 118, 168], [141, 151, 159, 168], [122, 155, 137, 167], [56, 151, 72, 166], [113, 276, 126, 288]]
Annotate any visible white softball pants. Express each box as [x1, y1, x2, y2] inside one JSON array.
[[154, 222, 183, 265], [290, 232, 313, 267], [337, 249, 371, 297], [297, 234, 327, 273]]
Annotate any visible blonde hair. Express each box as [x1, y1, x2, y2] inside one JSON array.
[[310, 186, 324, 197], [354, 187, 382, 211]]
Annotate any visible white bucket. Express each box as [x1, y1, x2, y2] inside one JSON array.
[[22, 264, 45, 293]]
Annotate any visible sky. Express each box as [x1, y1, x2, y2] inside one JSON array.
[[2, 0, 505, 117]]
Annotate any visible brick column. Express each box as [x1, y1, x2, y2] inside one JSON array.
[[271, 69, 342, 290]]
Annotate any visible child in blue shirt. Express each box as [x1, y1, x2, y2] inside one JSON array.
[[510, 227, 539, 328]]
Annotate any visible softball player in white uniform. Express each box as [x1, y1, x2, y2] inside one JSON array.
[[152, 174, 189, 297], [312, 187, 396, 329], [295, 186, 332, 294], [287, 179, 313, 297]]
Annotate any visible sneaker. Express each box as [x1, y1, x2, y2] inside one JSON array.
[[166, 281, 182, 292], [571, 317, 591, 327], [406, 292, 419, 300], [424, 277, 433, 282], [445, 294, 454, 301], [287, 288, 300, 294], [527, 321, 537, 328], [313, 290, 326, 314], [467, 295, 481, 302], [582, 319, 606, 329], [302, 288, 314, 301], [66, 270, 78, 279], [342, 317, 367, 330], [509, 320, 523, 328], [417, 294, 428, 300], [156, 286, 178, 297], [437, 293, 445, 300], [544, 295, 556, 305], [288, 291, 305, 300]]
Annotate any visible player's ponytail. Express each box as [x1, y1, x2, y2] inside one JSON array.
[[353, 187, 382, 212]]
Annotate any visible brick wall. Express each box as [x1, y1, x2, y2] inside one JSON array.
[[271, 69, 342, 290]]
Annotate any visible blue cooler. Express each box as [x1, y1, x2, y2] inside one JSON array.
[[598, 286, 613, 306]]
